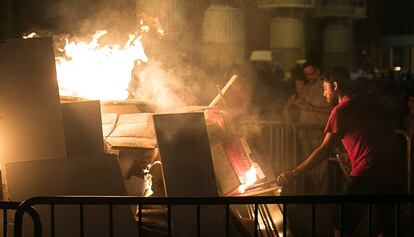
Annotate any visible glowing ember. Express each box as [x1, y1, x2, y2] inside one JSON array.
[[238, 165, 258, 193], [55, 30, 148, 100], [22, 32, 38, 39], [143, 160, 162, 197], [140, 19, 150, 32]]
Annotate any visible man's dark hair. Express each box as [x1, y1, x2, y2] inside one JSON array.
[[321, 66, 353, 94]]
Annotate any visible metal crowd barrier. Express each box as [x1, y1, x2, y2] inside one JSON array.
[[13, 195, 414, 237], [242, 121, 414, 195], [0, 201, 20, 237], [0, 201, 40, 237], [241, 121, 325, 174], [8, 123, 414, 236]]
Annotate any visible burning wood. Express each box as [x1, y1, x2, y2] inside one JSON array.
[[238, 165, 258, 193], [143, 160, 162, 197], [11, 10, 286, 236], [208, 74, 239, 106], [55, 30, 148, 100], [22, 32, 38, 39]]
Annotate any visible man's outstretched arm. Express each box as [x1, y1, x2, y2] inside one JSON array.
[[277, 132, 339, 185]]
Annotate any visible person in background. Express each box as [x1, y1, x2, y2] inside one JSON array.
[[298, 61, 333, 121], [283, 74, 307, 123], [296, 61, 333, 194], [277, 67, 401, 237]]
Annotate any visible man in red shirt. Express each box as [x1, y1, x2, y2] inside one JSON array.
[[277, 67, 401, 236]]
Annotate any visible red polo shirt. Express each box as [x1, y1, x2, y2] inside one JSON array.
[[324, 96, 396, 177]]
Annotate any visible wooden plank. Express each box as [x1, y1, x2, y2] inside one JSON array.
[[61, 100, 104, 157], [210, 143, 240, 195], [154, 112, 218, 197], [102, 113, 157, 149], [4, 154, 138, 237], [0, 37, 66, 164], [153, 112, 226, 237]]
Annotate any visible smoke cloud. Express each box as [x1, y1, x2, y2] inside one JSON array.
[[22, 1, 262, 115]]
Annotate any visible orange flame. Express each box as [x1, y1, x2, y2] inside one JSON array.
[[55, 30, 148, 100], [238, 165, 258, 193], [25, 17, 192, 108]]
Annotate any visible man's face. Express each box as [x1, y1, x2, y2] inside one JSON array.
[[303, 66, 320, 82], [323, 81, 336, 103]]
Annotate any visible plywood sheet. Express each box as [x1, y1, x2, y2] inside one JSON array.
[[61, 100, 104, 156], [153, 112, 218, 197], [210, 143, 240, 195], [0, 37, 66, 164], [153, 112, 226, 237], [5, 154, 138, 237], [102, 113, 157, 149]]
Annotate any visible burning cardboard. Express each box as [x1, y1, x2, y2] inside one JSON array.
[[102, 112, 157, 150]]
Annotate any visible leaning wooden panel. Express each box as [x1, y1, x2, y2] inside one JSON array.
[[153, 112, 218, 197], [0, 37, 66, 164], [61, 100, 104, 157], [5, 155, 138, 237], [153, 112, 227, 237]]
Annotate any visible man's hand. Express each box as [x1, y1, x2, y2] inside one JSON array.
[[276, 169, 300, 186]]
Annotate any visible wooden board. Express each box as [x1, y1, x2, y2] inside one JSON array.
[[0, 37, 66, 164], [153, 112, 218, 197], [102, 113, 157, 149], [5, 154, 138, 237], [61, 100, 104, 157], [210, 143, 240, 195], [153, 112, 226, 237]]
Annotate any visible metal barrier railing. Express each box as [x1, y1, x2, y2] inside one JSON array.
[[241, 121, 325, 173], [13, 195, 414, 237], [241, 121, 335, 195], [242, 121, 414, 195], [0, 201, 20, 237], [0, 201, 41, 237]]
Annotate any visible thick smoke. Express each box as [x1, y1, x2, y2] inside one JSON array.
[[43, 1, 216, 108], [38, 1, 262, 114]]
